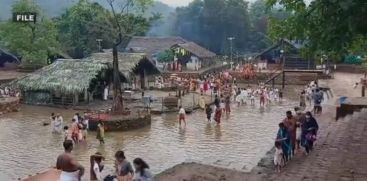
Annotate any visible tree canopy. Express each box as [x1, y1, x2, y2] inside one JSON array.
[[57, 0, 158, 58], [266, 0, 367, 58], [157, 49, 174, 63], [0, 0, 60, 68], [171, 0, 289, 55]]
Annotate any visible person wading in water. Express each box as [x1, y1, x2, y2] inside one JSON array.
[[178, 106, 186, 127], [214, 104, 222, 125], [96, 120, 105, 144], [205, 104, 212, 122], [56, 140, 85, 181], [71, 119, 80, 144]]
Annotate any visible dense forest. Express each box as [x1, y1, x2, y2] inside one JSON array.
[[0, 0, 366, 67], [0, 0, 288, 58], [0, 0, 159, 67], [170, 0, 289, 54]]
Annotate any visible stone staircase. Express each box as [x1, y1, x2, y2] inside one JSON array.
[[284, 57, 315, 70]]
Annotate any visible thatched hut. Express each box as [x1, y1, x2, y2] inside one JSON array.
[[14, 59, 108, 105], [171, 42, 216, 71], [13, 52, 160, 105], [86, 52, 160, 89]]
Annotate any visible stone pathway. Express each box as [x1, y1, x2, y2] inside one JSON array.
[[262, 73, 367, 181]]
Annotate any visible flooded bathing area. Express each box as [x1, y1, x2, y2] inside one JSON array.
[[0, 99, 297, 180]]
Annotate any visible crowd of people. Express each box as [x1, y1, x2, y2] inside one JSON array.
[[52, 111, 153, 181], [199, 83, 284, 126], [52, 67, 326, 179], [57, 140, 153, 181], [0, 86, 20, 97], [273, 80, 324, 173]]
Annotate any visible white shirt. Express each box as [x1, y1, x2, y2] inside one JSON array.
[[274, 147, 283, 165], [179, 108, 185, 114], [73, 115, 79, 123], [93, 162, 103, 181]]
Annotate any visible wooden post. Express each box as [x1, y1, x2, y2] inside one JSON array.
[[84, 89, 88, 103], [282, 71, 285, 89], [362, 85, 365, 97], [73, 93, 79, 106]]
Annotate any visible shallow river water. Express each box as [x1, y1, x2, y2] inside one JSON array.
[[0, 99, 297, 180]]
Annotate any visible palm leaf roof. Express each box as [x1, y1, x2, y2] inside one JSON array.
[[14, 59, 108, 94], [12, 52, 160, 94]]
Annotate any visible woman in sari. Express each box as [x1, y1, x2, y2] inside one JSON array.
[[214, 105, 222, 125], [276, 122, 292, 163], [301, 111, 319, 154]]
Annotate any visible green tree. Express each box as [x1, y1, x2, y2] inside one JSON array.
[[174, 0, 252, 54], [0, 0, 60, 68], [157, 49, 174, 70], [266, 0, 367, 58], [104, 0, 156, 113], [248, 0, 290, 51], [157, 49, 174, 63], [57, 0, 157, 59], [57, 0, 115, 58]]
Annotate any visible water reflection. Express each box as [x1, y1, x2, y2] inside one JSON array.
[[214, 125, 222, 141], [0, 99, 297, 180]]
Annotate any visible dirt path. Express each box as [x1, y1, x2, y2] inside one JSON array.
[[155, 73, 367, 181]]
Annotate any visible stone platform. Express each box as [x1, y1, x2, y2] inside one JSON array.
[[336, 97, 367, 120], [87, 112, 151, 132], [0, 97, 20, 115]]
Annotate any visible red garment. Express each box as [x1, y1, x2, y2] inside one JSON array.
[[214, 108, 222, 124], [204, 81, 209, 92], [179, 113, 185, 120]]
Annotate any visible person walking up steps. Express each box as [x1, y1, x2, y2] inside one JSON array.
[[301, 112, 319, 155], [282, 111, 297, 157], [274, 141, 284, 173]]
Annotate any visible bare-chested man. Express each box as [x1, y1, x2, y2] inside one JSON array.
[[56, 140, 85, 181]]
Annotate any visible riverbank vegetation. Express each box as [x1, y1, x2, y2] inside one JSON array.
[[266, 0, 367, 63], [0, 0, 158, 69]]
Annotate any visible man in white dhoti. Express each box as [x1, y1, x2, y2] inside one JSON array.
[[56, 140, 85, 181]]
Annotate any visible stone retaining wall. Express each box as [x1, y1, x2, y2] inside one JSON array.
[[0, 97, 20, 115], [89, 114, 151, 132], [335, 64, 367, 73]]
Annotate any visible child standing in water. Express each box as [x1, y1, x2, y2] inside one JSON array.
[[178, 106, 186, 126], [274, 141, 284, 173], [205, 104, 212, 122]]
